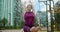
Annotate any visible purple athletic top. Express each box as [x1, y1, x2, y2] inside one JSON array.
[[23, 11, 35, 32]]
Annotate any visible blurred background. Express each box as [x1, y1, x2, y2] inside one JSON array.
[[0, 0, 60, 32]]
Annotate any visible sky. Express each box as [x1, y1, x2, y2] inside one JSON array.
[[21, 0, 59, 12]]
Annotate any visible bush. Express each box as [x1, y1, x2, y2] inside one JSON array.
[[13, 20, 24, 29], [34, 17, 39, 27], [19, 21, 24, 29], [34, 20, 39, 27], [34, 22, 39, 27]]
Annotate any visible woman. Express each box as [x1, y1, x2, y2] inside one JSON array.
[[23, 4, 40, 32]]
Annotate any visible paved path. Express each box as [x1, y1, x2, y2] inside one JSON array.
[[0, 29, 41, 32], [0, 28, 47, 32], [0, 29, 23, 32], [0, 30, 59, 32]]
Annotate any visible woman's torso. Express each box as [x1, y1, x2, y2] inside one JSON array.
[[24, 12, 35, 27]]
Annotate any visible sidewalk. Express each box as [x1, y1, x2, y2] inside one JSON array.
[[0, 29, 59, 32], [0, 29, 40, 32], [0, 29, 23, 32]]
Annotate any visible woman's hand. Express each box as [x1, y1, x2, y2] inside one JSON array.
[[30, 26, 40, 32], [30, 27, 36, 32], [35, 26, 40, 31]]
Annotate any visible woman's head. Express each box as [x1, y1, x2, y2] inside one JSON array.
[[27, 4, 33, 11]]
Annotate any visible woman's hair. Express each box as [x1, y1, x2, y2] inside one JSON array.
[[27, 4, 33, 9]]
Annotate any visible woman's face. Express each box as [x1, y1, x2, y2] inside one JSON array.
[[27, 5, 32, 11]]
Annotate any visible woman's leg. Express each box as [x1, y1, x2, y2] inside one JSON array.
[[23, 26, 30, 32]]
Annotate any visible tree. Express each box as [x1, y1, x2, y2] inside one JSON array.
[[1, 18, 8, 26], [55, 13, 60, 30]]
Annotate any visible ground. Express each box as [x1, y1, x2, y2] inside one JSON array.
[[0, 29, 60, 32]]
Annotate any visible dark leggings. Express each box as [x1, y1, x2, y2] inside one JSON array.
[[23, 25, 34, 32]]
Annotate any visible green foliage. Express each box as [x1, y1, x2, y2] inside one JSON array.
[[34, 21, 39, 27], [1, 18, 8, 26], [55, 13, 60, 30], [55, 13, 60, 23], [13, 20, 24, 29], [0, 18, 8, 30], [19, 21, 24, 29], [0, 20, 25, 29], [34, 18, 39, 27]]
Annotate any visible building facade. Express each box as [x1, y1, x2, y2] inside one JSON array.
[[13, 0, 23, 26], [0, 0, 23, 26], [0, 0, 2, 20]]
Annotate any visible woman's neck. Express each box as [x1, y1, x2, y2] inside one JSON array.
[[27, 10, 32, 12]]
